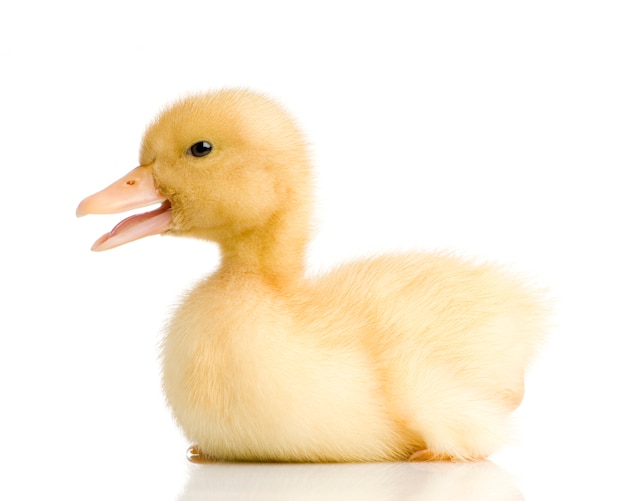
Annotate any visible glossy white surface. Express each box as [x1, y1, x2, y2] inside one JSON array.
[[179, 462, 524, 500], [1, 1, 625, 499]]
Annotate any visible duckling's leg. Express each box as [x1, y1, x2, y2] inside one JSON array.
[[186, 445, 218, 463]]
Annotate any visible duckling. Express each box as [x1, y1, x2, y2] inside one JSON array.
[[77, 89, 547, 462]]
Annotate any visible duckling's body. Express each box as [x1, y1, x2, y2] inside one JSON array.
[[78, 89, 546, 462]]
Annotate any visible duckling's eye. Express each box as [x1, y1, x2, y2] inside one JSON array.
[[187, 141, 213, 157]]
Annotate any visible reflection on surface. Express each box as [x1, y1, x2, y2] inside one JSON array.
[[178, 461, 523, 500]]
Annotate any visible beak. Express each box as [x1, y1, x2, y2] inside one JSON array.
[[77, 166, 172, 251]]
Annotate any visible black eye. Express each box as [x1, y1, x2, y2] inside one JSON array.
[[187, 141, 213, 157]]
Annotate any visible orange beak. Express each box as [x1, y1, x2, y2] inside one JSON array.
[[77, 166, 172, 251]]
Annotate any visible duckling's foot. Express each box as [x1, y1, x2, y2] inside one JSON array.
[[186, 445, 218, 463], [409, 448, 486, 462], [408, 449, 452, 462]]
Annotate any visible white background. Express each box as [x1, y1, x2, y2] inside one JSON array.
[[1, 1, 624, 499]]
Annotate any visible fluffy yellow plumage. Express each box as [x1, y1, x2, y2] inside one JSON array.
[[77, 89, 547, 462]]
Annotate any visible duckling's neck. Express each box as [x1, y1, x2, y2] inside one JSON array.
[[219, 209, 309, 288]]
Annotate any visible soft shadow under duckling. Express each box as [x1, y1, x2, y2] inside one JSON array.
[[77, 89, 547, 462]]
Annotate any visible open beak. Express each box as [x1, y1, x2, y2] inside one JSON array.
[[76, 165, 172, 251]]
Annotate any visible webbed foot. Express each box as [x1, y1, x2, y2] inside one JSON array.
[[409, 448, 445, 462], [186, 445, 218, 463], [409, 448, 486, 462]]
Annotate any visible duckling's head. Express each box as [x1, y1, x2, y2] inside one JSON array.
[[77, 89, 312, 257]]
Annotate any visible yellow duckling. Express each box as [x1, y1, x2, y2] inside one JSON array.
[[77, 89, 546, 462]]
